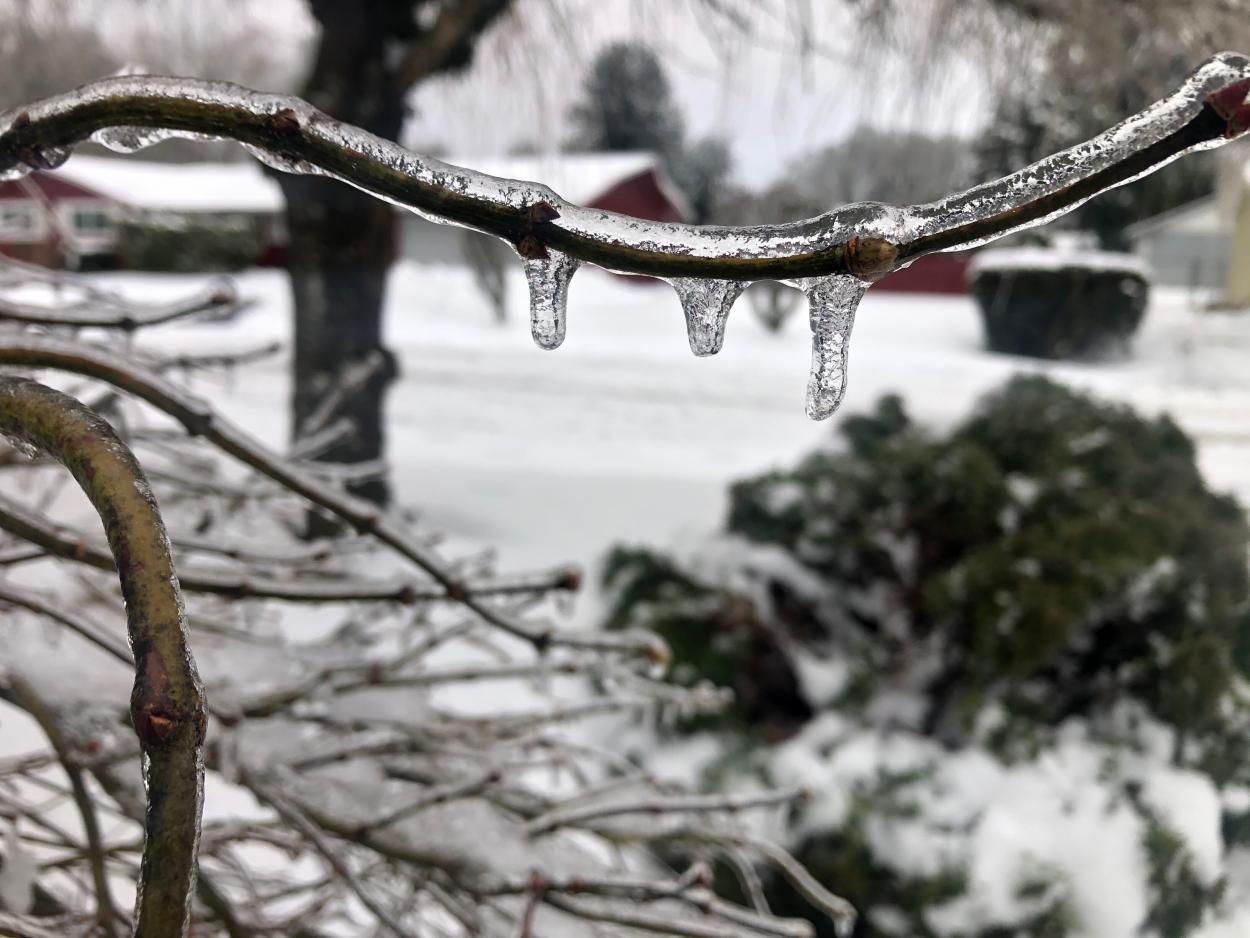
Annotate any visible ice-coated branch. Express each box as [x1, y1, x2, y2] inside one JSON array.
[[0, 377, 204, 938], [249, 779, 418, 938], [0, 580, 133, 665], [298, 351, 387, 440], [486, 868, 812, 937], [0, 60, 1247, 280], [523, 785, 809, 836], [1, 57, 1246, 419], [0, 280, 244, 331], [0, 494, 577, 605], [0, 912, 91, 938], [0, 345, 822, 938]]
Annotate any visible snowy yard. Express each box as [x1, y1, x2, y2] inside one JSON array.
[[123, 261, 1250, 581]]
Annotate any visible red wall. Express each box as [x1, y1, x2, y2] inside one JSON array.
[[588, 169, 685, 223], [874, 252, 971, 294]]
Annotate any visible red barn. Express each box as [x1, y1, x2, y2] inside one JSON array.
[[875, 251, 972, 294]]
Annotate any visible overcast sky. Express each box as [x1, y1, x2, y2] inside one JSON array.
[[400, 0, 993, 189], [90, 0, 996, 191]]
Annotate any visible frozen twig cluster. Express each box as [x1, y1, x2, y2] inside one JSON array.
[[0, 272, 845, 937]]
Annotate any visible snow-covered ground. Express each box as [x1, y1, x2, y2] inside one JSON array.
[[123, 262, 1250, 577]]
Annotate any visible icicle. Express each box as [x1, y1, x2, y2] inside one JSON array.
[[523, 248, 579, 350], [798, 275, 869, 421], [0, 145, 68, 179], [92, 126, 164, 153], [833, 912, 857, 938], [240, 143, 322, 177], [91, 126, 215, 154], [672, 278, 746, 357]]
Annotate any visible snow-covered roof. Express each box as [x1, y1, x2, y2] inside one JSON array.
[[967, 246, 1152, 279], [50, 155, 284, 214], [442, 152, 654, 207]]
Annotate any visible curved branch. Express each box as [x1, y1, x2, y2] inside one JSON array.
[[0, 377, 204, 938], [0, 57, 1248, 281]]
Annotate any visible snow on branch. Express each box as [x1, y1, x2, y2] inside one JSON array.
[[0, 336, 654, 659], [0, 265, 246, 331], [0, 310, 813, 934]]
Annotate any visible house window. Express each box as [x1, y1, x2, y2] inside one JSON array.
[[71, 208, 112, 233], [0, 202, 38, 238]]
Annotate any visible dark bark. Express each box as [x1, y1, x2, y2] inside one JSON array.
[[279, 4, 404, 511], [280, 0, 511, 519]]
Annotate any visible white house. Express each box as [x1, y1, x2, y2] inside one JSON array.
[[1127, 197, 1229, 291]]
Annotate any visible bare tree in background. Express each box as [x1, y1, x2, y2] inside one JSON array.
[[786, 128, 975, 210], [279, 1, 512, 518], [0, 1, 119, 112], [566, 40, 733, 224]]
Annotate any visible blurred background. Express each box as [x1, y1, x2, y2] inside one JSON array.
[[5, 1, 1250, 936]]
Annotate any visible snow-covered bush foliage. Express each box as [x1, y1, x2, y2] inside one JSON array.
[[603, 376, 1250, 936], [968, 250, 1151, 359], [120, 218, 263, 273]]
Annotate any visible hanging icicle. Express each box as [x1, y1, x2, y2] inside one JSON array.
[[523, 248, 579, 350], [797, 275, 869, 421], [672, 278, 747, 357]]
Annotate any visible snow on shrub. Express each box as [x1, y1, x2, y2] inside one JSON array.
[[968, 247, 1151, 360], [120, 217, 263, 272], [603, 375, 1250, 937]]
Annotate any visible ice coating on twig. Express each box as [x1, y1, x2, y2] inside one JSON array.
[[673, 278, 747, 357], [798, 276, 868, 421], [910, 52, 1250, 246], [1, 56, 1249, 413], [240, 143, 325, 178], [523, 249, 579, 350], [92, 126, 215, 154], [2, 58, 1249, 261]]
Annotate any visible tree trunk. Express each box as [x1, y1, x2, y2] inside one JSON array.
[[279, 1, 512, 527], [279, 4, 406, 513], [283, 175, 399, 509]]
